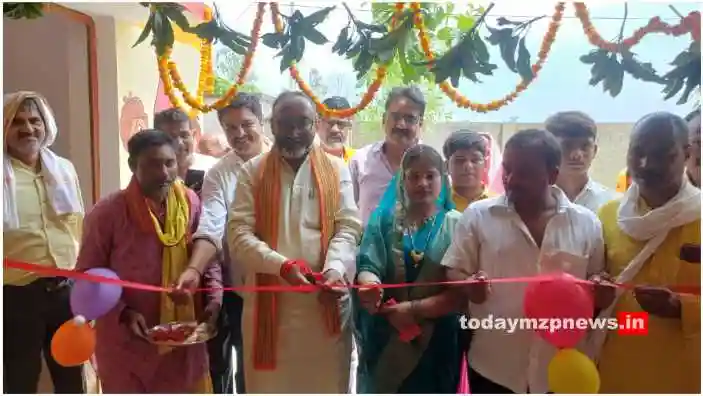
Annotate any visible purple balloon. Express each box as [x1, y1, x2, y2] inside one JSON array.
[[70, 268, 123, 320]]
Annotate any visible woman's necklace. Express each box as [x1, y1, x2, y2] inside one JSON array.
[[405, 215, 437, 267]]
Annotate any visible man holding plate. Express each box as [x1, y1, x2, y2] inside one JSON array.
[[75, 129, 222, 393]]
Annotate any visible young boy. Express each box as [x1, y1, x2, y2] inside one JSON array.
[[442, 130, 494, 211], [545, 111, 619, 213]]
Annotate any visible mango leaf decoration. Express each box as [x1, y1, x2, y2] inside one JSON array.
[[259, 6, 335, 72], [581, 48, 666, 98], [3, 3, 44, 19], [484, 22, 535, 82], [661, 41, 701, 105], [428, 4, 497, 88], [516, 37, 533, 82], [580, 50, 624, 97], [134, 3, 252, 56], [621, 52, 665, 84]]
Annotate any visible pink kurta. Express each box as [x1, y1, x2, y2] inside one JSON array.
[[76, 188, 219, 393]]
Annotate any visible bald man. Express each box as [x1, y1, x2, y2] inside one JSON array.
[[198, 134, 230, 158], [590, 112, 701, 393], [227, 91, 361, 393]]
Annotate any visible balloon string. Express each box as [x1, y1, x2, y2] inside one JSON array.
[[4, 259, 700, 296]]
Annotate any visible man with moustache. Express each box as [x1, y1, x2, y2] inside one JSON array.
[[227, 91, 362, 392], [685, 109, 700, 187], [317, 96, 355, 163], [349, 86, 424, 225], [590, 112, 700, 393], [441, 129, 604, 393], [173, 93, 271, 394], [3, 91, 86, 393], [545, 111, 619, 213], [76, 129, 220, 393]]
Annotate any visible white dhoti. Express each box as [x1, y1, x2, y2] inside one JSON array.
[[241, 289, 353, 393]]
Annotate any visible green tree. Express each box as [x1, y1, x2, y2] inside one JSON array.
[[213, 47, 261, 96], [353, 3, 481, 142], [308, 68, 328, 97]]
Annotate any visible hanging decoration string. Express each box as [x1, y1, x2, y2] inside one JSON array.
[[574, 2, 701, 53], [269, 2, 404, 118], [157, 3, 265, 112], [412, 2, 565, 113]]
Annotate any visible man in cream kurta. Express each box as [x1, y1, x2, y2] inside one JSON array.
[[228, 91, 362, 393], [3, 91, 86, 393]]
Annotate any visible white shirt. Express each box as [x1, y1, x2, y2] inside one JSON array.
[[191, 152, 220, 172], [441, 186, 605, 393], [571, 178, 621, 214], [193, 151, 247, 291]]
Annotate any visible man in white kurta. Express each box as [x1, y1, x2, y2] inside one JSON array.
[[228, 91, 362, 393]]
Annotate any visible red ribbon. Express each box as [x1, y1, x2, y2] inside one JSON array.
[[4, 259, 700, 296]]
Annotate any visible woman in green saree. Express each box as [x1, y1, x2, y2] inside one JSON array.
[[355, 144, 466, 394]]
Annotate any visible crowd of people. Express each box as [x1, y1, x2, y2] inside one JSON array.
[[3, 87, 701, 394]]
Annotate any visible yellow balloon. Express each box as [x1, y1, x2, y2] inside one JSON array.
[[548, 349, 600, 394]]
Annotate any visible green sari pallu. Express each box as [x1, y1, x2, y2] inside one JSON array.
[[354, 171, 463, 394]]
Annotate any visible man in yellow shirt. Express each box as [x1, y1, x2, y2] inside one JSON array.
[[592, 112, 701, 393], [316, 96, 355, 163], [3, 91, 85, 393], [442, 130, 494, 211]]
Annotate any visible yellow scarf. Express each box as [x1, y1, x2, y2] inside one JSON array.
[[128, 179, 212, 393], [253, 145, 341, 370], [150, 181, 194, 337]]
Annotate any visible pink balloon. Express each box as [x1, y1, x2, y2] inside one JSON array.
[[524, 272, 594, 348]]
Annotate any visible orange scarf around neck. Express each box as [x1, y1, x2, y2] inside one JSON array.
[[253, 145, 341, 370]]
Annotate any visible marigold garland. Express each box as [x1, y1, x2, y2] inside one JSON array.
[[157, 2, 697, 116], [574, 2, 701, 53], [187, 6, 214, 119], [158, 2, 265, 112], [270, 2, 401, 118], [411, 2, 565, 113]]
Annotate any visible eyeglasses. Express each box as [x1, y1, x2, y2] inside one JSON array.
[[323, 119, 353, 130], [388, 112, 421, 126]]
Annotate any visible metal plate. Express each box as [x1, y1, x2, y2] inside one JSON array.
[[146, 321, 217, 346]]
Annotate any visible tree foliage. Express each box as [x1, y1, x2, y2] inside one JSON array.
[[6, 2, 699, 107], [355, 3, 477, 124], [213, 47, 260, 96], [308, 68, 328, 97]]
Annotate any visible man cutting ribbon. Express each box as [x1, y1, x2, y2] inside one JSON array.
[[228, 91, 362, 393]]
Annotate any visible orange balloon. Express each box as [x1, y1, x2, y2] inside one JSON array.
[[51, 317, 96, 367]]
